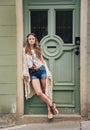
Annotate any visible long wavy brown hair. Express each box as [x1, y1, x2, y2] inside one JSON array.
[[25, 33, 42, 59]]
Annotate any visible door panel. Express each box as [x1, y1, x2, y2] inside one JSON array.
[[24, 0, 80, 114], [54, 52, 74, 85]]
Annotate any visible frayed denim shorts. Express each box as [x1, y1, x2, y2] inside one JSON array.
[[29, 65, 47, 80]]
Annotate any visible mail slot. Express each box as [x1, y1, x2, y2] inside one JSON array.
[[47, 46, 56, 48]]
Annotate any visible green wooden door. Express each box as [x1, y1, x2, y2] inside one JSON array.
[[24, 0, 80, 114]]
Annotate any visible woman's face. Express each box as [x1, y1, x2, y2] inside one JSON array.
[[27, 35, 36, 46]]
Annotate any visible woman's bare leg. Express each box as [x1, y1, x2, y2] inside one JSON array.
[[40, 78, 52, 109], [41, 78, 53, 119], [41, 78, 59, 116], [31, 79, 52, 107], [40, 78, 46, 93]]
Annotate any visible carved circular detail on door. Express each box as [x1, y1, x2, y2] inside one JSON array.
[[40, 35, 64, 59]]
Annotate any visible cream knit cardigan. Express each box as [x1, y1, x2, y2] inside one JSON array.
[[23, 47, 53, 100]]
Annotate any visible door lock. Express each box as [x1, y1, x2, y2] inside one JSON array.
[[75, 37, 80, 55], [75, 37, 80, 45], [75, 46, 80, 55]]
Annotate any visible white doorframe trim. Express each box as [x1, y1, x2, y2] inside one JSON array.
[[16, 0, 24, 115], [80, 0, 88, 117], [15, 0, 88, 116]]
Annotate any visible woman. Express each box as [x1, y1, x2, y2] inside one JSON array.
[[23, 33, 59, 119]]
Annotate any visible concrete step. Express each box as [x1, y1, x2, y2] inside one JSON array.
[[15, 114, 82, 125]]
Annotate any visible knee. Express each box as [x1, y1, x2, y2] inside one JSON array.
[[36, 91, 43, 97]]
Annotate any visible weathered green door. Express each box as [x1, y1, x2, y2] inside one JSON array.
[[24, 0, 80, 114]]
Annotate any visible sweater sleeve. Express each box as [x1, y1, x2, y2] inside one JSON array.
[[44, 61, 52, 78], [22, 47, 30, 77], [44, 61, 53, 100]]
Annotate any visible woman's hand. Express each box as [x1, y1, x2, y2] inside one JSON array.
[[23, 76, 29, 82], [32, 64, 39, 70]]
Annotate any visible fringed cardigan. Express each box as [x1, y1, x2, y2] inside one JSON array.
[[22, 47, 53, 100]]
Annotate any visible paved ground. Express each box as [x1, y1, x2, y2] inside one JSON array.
[[1, 121, 90, 130], [0, 114, 90, 130], [0, 121, 81, 130], [81, 121, 90, 130]]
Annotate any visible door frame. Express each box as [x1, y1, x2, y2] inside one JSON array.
[[16, 0, 88, 117]]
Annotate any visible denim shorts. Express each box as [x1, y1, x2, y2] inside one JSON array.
[[29, 65, 47, 80]]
